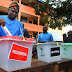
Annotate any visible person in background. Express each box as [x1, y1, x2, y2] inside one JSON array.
[[22, 23, 30, 38], [32, 37, 37, 57], [37, 26, 53, 43], [23, 28, 30, 38], [63, 33, 67, 43], [68, 30, 72, 37], [0, 2, 23, 37]]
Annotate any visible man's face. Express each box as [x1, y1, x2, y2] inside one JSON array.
[[43, 27, 47, 33], [8, 8, 18, 20]]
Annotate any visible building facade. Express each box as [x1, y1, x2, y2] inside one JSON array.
[[0, 0, 66, 40], [0, 0, 43, 39]]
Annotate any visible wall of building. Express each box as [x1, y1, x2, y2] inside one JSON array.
[[28, 31, 33, 38]]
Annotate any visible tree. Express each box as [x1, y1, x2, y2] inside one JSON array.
[[34, 0, 72, 29], [56, 0, 72, 25]]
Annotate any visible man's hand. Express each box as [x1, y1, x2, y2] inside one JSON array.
[[0, 19, 5, 27]]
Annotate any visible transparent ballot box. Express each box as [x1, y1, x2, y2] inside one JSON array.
[[0, 36, 35, 71], [37, 42, 61, 63]]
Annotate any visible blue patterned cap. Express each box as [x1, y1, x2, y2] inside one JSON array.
[[9, 2, 19, 12]]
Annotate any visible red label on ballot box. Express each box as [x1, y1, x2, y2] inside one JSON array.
[[8, 43, 29, 61]]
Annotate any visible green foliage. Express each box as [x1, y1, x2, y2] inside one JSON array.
[[55, 0, 72, 24], [34, 0, 72, 29]]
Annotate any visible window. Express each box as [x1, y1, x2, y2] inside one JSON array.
[[29, 21, 32, 24], [40, 20, 45, 26], [21, 16, 27, 23], [21, 2, 28, 6], [0, 12, 8, 15], [11, 0, 19, 3], [33, 20, 37, 25]]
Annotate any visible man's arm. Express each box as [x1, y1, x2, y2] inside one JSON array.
[[0, 19, 1, 26], [50, 34, 53, 41], [37, 35, 40, 42]]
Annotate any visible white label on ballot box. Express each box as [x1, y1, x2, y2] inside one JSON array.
[[8, 43, 29, 61]]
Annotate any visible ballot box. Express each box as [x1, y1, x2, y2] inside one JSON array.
[[37, 42, 61, 63], [61, 43, 72, 59], [0, 36, 35, 71]]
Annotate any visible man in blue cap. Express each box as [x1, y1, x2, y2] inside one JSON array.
[[0, 2, 23, 37]]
